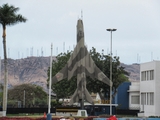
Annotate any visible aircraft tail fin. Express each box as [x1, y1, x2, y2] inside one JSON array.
[[84, 89, 94, 104], [69, 88, 94, 105], [69, 89, 79, 105]]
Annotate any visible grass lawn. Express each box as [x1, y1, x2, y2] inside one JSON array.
[[6, 113, 45, 118]]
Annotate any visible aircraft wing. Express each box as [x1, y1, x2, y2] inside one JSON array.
[[85, 48, 113, 87], [52, 64, 68, 84], [52, 46, 113, 86], [52, 44, 79, 84]]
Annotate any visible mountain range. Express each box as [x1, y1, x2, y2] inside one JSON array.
[[0, 56, 140, 90]]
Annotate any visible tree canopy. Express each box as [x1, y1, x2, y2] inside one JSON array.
[[47, 47, 129, 101], [0, 3, 27, 27], [8, 84, 47, 107], [87, 47, 129, 100]]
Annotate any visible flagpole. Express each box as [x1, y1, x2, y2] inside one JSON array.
[[48, 43, 53, 114]]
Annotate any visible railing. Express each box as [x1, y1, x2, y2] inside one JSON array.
[[56, 106, 80, 113]]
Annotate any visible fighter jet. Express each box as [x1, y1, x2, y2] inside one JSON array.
[[52, 19, 112, 105]]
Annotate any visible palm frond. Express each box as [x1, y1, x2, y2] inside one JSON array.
[[0, 3, 27, 26]]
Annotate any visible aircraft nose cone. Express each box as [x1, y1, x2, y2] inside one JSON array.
[[77, 19, 83, 29]]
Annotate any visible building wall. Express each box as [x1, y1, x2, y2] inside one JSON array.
[[116, 82, 131, 109], [155, 62, 160, 116], [128, 81, 140, 110], [140, 61, 160, 117]]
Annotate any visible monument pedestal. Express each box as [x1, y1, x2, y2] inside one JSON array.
[[0, 111, 6, 117], [77, 110, 88, 117]]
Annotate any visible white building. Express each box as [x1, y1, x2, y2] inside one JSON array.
[[138, 61, 160, 117], [128, 81, 140, 110]]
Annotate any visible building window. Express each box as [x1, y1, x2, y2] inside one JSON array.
[[141, 92, 154, 105], [150, 70, 154, 80], [147, 93, 149, 105], [147, 71, 149, 80], [141, 71, 146, 81], [150, 93, 154, 105], [141, 70, 154, 81], [131, 96, 139, 104], [141, 93, 146, 105]]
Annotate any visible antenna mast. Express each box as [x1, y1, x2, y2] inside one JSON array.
[[81, 10, 83, 19]]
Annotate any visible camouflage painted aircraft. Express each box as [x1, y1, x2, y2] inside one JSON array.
[[52, 19, 112, 105]]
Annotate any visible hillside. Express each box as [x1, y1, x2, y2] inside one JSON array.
[[0, 57, 56, 90], [0, 57, 140, 90], [121, 63, 140, 81]]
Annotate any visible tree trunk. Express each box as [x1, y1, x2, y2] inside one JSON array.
[[2, 25, 8, 113]]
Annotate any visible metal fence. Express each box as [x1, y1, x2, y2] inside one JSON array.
[[0, 107, 56, 114], [0, 107, 139, 116]]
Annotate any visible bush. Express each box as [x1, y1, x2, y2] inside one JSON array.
[[51, 100, 62, 106]]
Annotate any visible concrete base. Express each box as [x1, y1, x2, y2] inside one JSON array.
[[138, 111, 145, 117], [0, 111, 6, 117], [77, 110, 88, 117]]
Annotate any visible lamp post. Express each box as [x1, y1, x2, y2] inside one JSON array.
[[23, 89, 25, 108], [106, 28, 117, 115]]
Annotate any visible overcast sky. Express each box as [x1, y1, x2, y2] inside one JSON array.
[[0, 0, 160, 64]]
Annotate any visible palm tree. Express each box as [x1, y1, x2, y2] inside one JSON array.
[[0, 3, 27, 114]]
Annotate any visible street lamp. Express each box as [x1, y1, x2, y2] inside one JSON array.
[[106, 28, 117, 115], [23, 89, 25, 108]]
